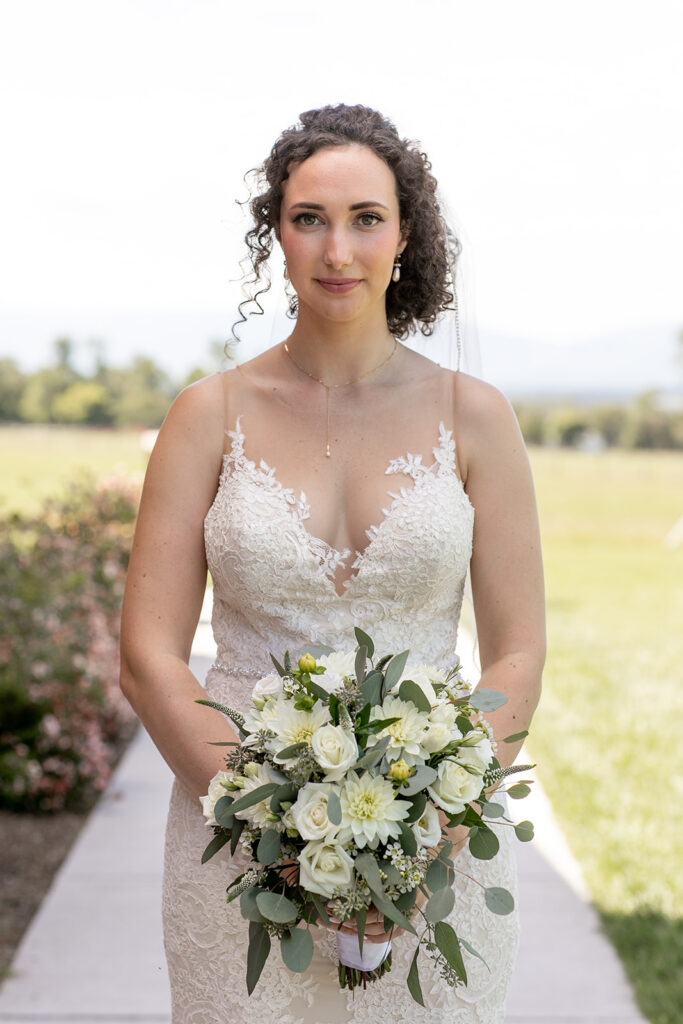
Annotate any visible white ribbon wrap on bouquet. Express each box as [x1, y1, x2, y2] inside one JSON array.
[[336, 930, 392, 971]]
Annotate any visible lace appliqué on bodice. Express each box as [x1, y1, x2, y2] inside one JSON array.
[[203, 418, 474, 711]]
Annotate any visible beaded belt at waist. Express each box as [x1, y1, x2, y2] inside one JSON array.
[[210, 660, 265, 680]]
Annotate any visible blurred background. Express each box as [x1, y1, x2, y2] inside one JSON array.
[[1, 2, 681, 1021]]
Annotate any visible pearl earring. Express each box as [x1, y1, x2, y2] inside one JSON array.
[[283, 261, 289, 280], [392, 256, 401, 283]]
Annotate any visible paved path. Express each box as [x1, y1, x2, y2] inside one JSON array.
[[0, 614, 647, 1023]]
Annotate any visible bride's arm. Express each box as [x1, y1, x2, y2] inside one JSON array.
[[435, 374, 546, 851], [119, 375, 240, 800]]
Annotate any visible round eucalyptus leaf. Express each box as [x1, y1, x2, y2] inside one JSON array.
[[484, 886, 515, 915], [425, 885, 455, 923], [508, 782, 531, 799], [514, 820, 534, 842], [468, 826, 500, 861], [256, 890, 299, 924], [326, 789, 342, 826], [281, 926, 314, 973], [256, 828, 281, 865]]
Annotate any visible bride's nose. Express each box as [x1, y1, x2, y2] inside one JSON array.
[[323, 227, 353, 270]]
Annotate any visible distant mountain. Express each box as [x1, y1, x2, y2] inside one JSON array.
[[479, 325, 680, 400]]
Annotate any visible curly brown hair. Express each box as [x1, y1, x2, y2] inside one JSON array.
[[234, 103, 461, 341]]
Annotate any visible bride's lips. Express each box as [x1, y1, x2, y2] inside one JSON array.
[[316, 278, 361, 294]]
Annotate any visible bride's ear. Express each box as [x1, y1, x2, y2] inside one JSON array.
[[397, 223, 409, 254]]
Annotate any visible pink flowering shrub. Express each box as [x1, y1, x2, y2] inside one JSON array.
[[0, 474, 141, 812]]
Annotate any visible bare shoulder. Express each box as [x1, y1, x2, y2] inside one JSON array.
[[449, 371, 526, 481]]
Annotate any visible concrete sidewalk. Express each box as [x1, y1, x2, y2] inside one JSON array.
[[0, 633, 647, 1021]]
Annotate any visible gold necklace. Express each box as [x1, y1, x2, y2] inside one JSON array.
[[283, 337, 398, 457]]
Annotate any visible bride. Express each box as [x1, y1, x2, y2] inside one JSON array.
[[120, 103, 545, 1024]]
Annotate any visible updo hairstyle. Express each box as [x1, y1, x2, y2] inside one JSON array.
[[237, 103, 460, 340]]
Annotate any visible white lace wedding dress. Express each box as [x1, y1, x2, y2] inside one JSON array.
[[162, 416, 519, 1024]]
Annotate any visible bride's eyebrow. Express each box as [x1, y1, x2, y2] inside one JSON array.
[[288, 201, 390, 211]]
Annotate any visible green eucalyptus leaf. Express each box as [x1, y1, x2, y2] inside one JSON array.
[[270, 782, 298, 812], [361, 715, 401, 735], [383, 650, 410, 691], [354, 851, 385, 897], [225, 783, 279, 818], [425, 885, 456, 923], [371, 892, 417, 935], [469, 826, 500, 861], [360, 671, 383, 707], [326, 789, 342, 826], [407, 945, 425, 1006], [310, 892, 331, 925], [485, 886, 515, 915], [503, 729, 529, 743], [328, 692, 340, 726], [276, 742, 309, 760], [514, 820, 535, 842], [398, 820, 418, 857], [230, 815, 245, 855], [507, 782, 532, 799], [255, 890, 299, 924], [434, 921, 467, 983], [355, 906, 366, 956], [354, 627, 375, 660], [354, 734, 390, 768], [395, 887, 417, 914], [281, 926, 314, 973], [468, 688, 508, 712], [381, 861, 403, 887], [256, 828, 281, 864], [201, 831, 230, 864], [460, 936, 490, 969], [400, 764, 437, 796], [426, 854, 449, 892], [398, 680, 432, 714], [404, 791, 428, 823], [355, 645, 368, 685], [246, 921, 271, 995], [481, 801, 506, 818], [240, 887, 266, 922]]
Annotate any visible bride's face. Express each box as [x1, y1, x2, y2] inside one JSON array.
[[278, 144, 407, 325]]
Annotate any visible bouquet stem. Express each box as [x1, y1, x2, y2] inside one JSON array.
[[336, 931, 392, 990]]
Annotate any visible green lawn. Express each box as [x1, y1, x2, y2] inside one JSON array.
[[0, 425, 148, 514], [528, 446, 683, 1024], [1, 428, 681, 1020]]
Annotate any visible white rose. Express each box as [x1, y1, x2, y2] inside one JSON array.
[[317, 650, 356, 694], [421, 721, 453, 754], [252, 672, 284, 702], [427, 758, 483, 815], [298, 839, 354, 898], [412, 801, 442, 847], [199, 770, 234, 827], [455, 730, 494, 775], [291, 782, 340, 841], [311, 723, 358, 781], [429, 702, 458, 727]]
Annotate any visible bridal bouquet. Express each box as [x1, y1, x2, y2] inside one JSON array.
[[197, 629, 534, 1004]]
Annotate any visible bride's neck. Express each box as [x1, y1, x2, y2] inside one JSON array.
[[284, 312, 397, 383]]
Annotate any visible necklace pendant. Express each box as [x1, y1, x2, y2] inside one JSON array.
[[325, 444, 331, 458]]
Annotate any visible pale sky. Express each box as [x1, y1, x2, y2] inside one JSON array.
[[1, 0, 681, 378]]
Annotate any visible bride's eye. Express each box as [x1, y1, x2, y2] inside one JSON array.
[[357, 212, 383, 227], [293, 212, 321, 227]]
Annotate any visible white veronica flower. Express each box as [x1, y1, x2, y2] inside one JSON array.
[[232, 762, 281, 828], [291, 782, 340, 841], [199, 770, 234, 827], [412, 801, 442, 847], [298, 839, 354, 898], [366, 695, 430, 765], [338, 770, 410, 849], [266, 700, 332, 761], [317, 650, 356, 694], [311, 723, 358, 781], [427, 758, 482, 815]]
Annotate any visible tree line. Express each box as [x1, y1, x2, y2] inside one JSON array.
[[0, 338, 223, 428], [1, 336, 681, 449]]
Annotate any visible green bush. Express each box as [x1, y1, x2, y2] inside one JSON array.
[[0, 474, 140, 812]]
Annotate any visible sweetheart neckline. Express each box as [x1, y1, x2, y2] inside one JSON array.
[[218, 416, 473, 600]]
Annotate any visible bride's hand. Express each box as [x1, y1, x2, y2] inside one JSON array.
[[327, 887, 429, 943]]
